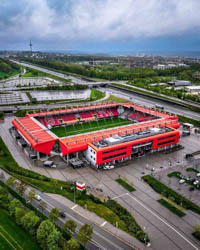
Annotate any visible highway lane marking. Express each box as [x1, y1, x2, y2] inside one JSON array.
[[112, 193, 128, 200], [122, 193, 199, 250], [43, 196, 118, 250], [101, 221, 107, 227], [71, 204, 78, 210]]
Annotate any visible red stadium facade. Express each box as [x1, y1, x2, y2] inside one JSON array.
[[12, 102, 180, 168]]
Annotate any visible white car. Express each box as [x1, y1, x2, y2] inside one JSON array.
[[103, 165, 114, 170], [35, 194, 41, 201], [197, 173, 200, 177], [193, 180, 199, 185], [179, 179, 185, 184]]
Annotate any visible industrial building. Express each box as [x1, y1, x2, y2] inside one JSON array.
[[167, 80, 191, 87]]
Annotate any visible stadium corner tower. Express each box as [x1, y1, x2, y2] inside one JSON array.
[[12, 102, 180, 169]]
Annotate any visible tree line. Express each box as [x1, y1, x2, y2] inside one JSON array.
[[0, 174, 93, 250]]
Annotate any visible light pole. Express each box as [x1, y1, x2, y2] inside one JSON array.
[[74, 182, 76, 203]]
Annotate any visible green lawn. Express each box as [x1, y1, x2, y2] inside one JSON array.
[[0, 209, 40, 250], [51, 116, 132, 137]]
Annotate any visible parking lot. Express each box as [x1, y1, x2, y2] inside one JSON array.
[[0, 77, 61, 90], [30, 89, 90, 101], [1, 115, 200, 250], [0, 92, 30, 105]]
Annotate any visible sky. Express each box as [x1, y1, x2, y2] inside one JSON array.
[[0, 0, 200, 54]]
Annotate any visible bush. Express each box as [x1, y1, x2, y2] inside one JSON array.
[[105, 199, 149, 243], [142, 175, 200, 215], [167, 171, 181, 177], [116, 178, 136, 192], [158, 199, 185, 217]]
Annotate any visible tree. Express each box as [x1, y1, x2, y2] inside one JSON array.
[[0, 186, 10, 209], [16, 182, 27, 196], [0, 172, 5, 181], [21, 211, 40, 236], [49, 207, 60, 222], [37, 220, 58, 250], [15, 207, 27, 225], [193, 224, 200, 239], [9, 198, 23, 216], [66, 238, 80, 250], [38, 201, 47, 213], [46, 228, 61, 250], [63, 220, 77, 237], [6, 176, 17, 188], [51, 179, 58, 188], [78, 224, 93, 246], [27, 189, 36, 202]]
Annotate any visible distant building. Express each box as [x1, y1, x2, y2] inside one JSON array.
[[186, 86, 200, 95], [167, 80, 191, 87], [153, 64, 166, 70], [153, 63, 188, 70], [193, 71, 200, 79]]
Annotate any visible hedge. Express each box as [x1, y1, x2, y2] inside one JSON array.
[[105, 199, 149, 243], [142, 175, 200, 214], [186, 168, 199, 173], [116, 178, 136, 192], [158, 199, 186, 217]]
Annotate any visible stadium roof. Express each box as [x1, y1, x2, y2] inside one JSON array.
[[12, 103, 180, 155]]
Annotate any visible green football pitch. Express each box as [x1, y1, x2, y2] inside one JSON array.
[[51, 116, 132, 138]]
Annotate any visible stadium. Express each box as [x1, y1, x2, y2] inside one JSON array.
[[11, 102, 180, 169]]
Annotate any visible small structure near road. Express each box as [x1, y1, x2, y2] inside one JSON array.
[[167, 80, 191, 87], [76, 181, 86, 191]]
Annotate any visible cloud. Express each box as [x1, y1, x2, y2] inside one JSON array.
[[0, 0, 200, 46]]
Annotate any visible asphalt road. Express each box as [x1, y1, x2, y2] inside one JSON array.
[[0, 169, 136, 250], [3, 59, 200, 121], [103, 87, 200, 120]]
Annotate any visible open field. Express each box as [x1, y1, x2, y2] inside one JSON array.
[[0, 209, 40, 250], [51, 116, 133, 137]]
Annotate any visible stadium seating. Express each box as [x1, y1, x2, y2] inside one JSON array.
[[79, 111, 94, 120], [37, 108, 121, 128], [128, 111, 155, 122]]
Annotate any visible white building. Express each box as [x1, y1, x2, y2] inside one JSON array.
[[186, 86, 200, 95]]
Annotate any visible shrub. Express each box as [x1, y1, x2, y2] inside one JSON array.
[[158, 199, 185, 217], [142, 175, 200, 215]]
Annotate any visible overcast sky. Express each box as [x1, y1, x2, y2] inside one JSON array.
[[0, 0, 200, 53]]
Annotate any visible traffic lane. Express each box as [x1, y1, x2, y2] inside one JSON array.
[[40, 192, 135, 250], [11, 61, 86, 85], [31, 199, 101, 250], [118, 193, 199, 250], [0, 171, 101, 250], [105, 88, 200, 120]]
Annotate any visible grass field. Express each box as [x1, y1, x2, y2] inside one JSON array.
[[0, 209, 40, 250], [51, 116, 132, 137]]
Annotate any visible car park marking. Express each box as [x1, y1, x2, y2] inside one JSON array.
[[71, 204, 78, 210], [112, 193, 128, 200], [126, 193, 199, 250]]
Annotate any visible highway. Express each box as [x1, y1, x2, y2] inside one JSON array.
[[104, 87, 200, 120], [9, 59, 200, 121], [0, 169, 137, 250]]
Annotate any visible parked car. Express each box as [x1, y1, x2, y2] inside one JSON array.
[[193, 180, 199, 185], [43, 161, 56, 168], [197, 173, 200, 177], [189, 187, 195, 191], [104, 165, 114, 170], [179, 179, 185, 184]]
